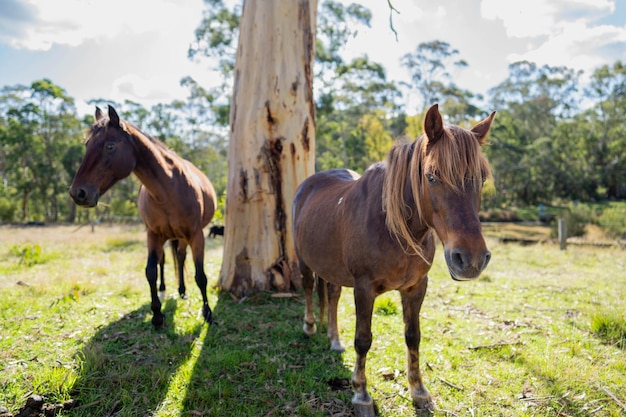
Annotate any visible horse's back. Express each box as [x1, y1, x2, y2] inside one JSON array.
[[294, 169, 359, 208], [183, 160, 217, 228]]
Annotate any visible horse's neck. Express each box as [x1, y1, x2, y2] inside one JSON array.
[[130, 131, 177, 201]]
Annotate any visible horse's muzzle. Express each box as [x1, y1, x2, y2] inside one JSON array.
[[69, 185, 99, 207], [444, 247, 491, 281]]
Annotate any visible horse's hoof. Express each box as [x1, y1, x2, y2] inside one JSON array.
[[158, 290, 166, 301], [303, 322, 317, 336], [413, 398, 435, 414], [152, 314, 165, 329], [179, 293, 188, 300], [202, 305, 213, 324], [352, 392, 374, 417], [412, 388, 435, 412], [353, 403, 375, 417], [330, 339, 345, 353]]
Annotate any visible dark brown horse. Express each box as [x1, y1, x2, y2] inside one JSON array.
[[69, 106, 217, 328], [293, 104, 495, 415]]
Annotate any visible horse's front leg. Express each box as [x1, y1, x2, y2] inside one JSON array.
[[146, 233, 165, 328], [190, 233, 212, 324], [400, 275, 434, 412], [352, 284, 376, 417]]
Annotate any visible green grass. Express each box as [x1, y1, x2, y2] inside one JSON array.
[[0, 224, 625, 416]]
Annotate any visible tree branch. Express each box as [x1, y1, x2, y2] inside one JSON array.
[[387, 0, 399, 41]]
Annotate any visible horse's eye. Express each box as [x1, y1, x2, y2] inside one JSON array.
[[426, 174, 437, 184], [105, 142, 115, 152]]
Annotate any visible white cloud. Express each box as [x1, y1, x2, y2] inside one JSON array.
[[6, 0, 203, 51], [481, 0, 558, 38], [481, 0, 618, 39], [111, 73, 188, 104], [509, 19, 626, 69]]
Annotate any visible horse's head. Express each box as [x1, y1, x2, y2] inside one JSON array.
[[416, 104, 495, 280], [69, 106, 136, 207]]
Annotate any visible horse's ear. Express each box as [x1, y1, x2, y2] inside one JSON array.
[[423, 104, 445, 146], [471, 111, 496, 145], [108, 105, 121, 127], [95, 106, 103, 121]]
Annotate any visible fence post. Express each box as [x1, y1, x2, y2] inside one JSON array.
[[558, 218, 567, 250]]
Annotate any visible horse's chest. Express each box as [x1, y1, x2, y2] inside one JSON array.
[[350, 252, 431, 291]]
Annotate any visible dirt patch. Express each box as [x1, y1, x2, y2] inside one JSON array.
[[0, 395, 76, 417]]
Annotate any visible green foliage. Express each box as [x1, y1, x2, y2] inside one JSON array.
[[0, 197, 16, 222], [597, 204, 626, 239]]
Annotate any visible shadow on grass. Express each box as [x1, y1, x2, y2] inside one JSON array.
[[180, 291, 354, 416], [68, 298, 204, 416]]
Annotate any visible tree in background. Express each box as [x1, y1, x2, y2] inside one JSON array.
[[585, 61, 626, 199], [401, 40, 469, 113], [0, 80, 82, 222], [486, 61, 581, 205]]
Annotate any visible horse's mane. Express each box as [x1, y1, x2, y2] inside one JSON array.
[[122, 122, 171, 153], [382, 125, 491, 260]]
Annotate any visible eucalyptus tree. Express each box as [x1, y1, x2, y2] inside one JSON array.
[[217, 0, 317, 295]]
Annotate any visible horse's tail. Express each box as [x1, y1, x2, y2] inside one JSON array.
[[316, 273, 328, 325], [170, 239, 180, 272]]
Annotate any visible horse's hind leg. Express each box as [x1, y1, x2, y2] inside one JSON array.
[[351, 284, 376, 417], [400, 276, 434, 412], [171, 239, 187, 299], [146, 232, 166, 328], [327, 282, 345, 352], [301, 261, 317, 336], [190, 233, 212, 324]]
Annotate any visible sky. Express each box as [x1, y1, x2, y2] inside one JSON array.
[[0, 0, 625, 117]]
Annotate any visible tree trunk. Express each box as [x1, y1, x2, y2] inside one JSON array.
[[219, 0, 317, 297]]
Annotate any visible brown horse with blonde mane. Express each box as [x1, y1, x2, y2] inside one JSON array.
[[293, 104, 495, 415], [69, 106, 217, 328]]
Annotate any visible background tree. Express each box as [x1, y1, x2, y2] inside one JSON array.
[[486, 61, 581, 205], [218, 0, 317, 296], [585, 61, 626, 199], [401, 40, 469, 112], [0, 80, 82, 222]]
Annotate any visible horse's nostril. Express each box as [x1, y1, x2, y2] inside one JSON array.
[[484, 250, 492, 267], [452, 249, 465, 269], [76, 188, 87, 201]]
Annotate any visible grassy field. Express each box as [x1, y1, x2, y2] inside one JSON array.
[[0, 223, 624, 416]]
